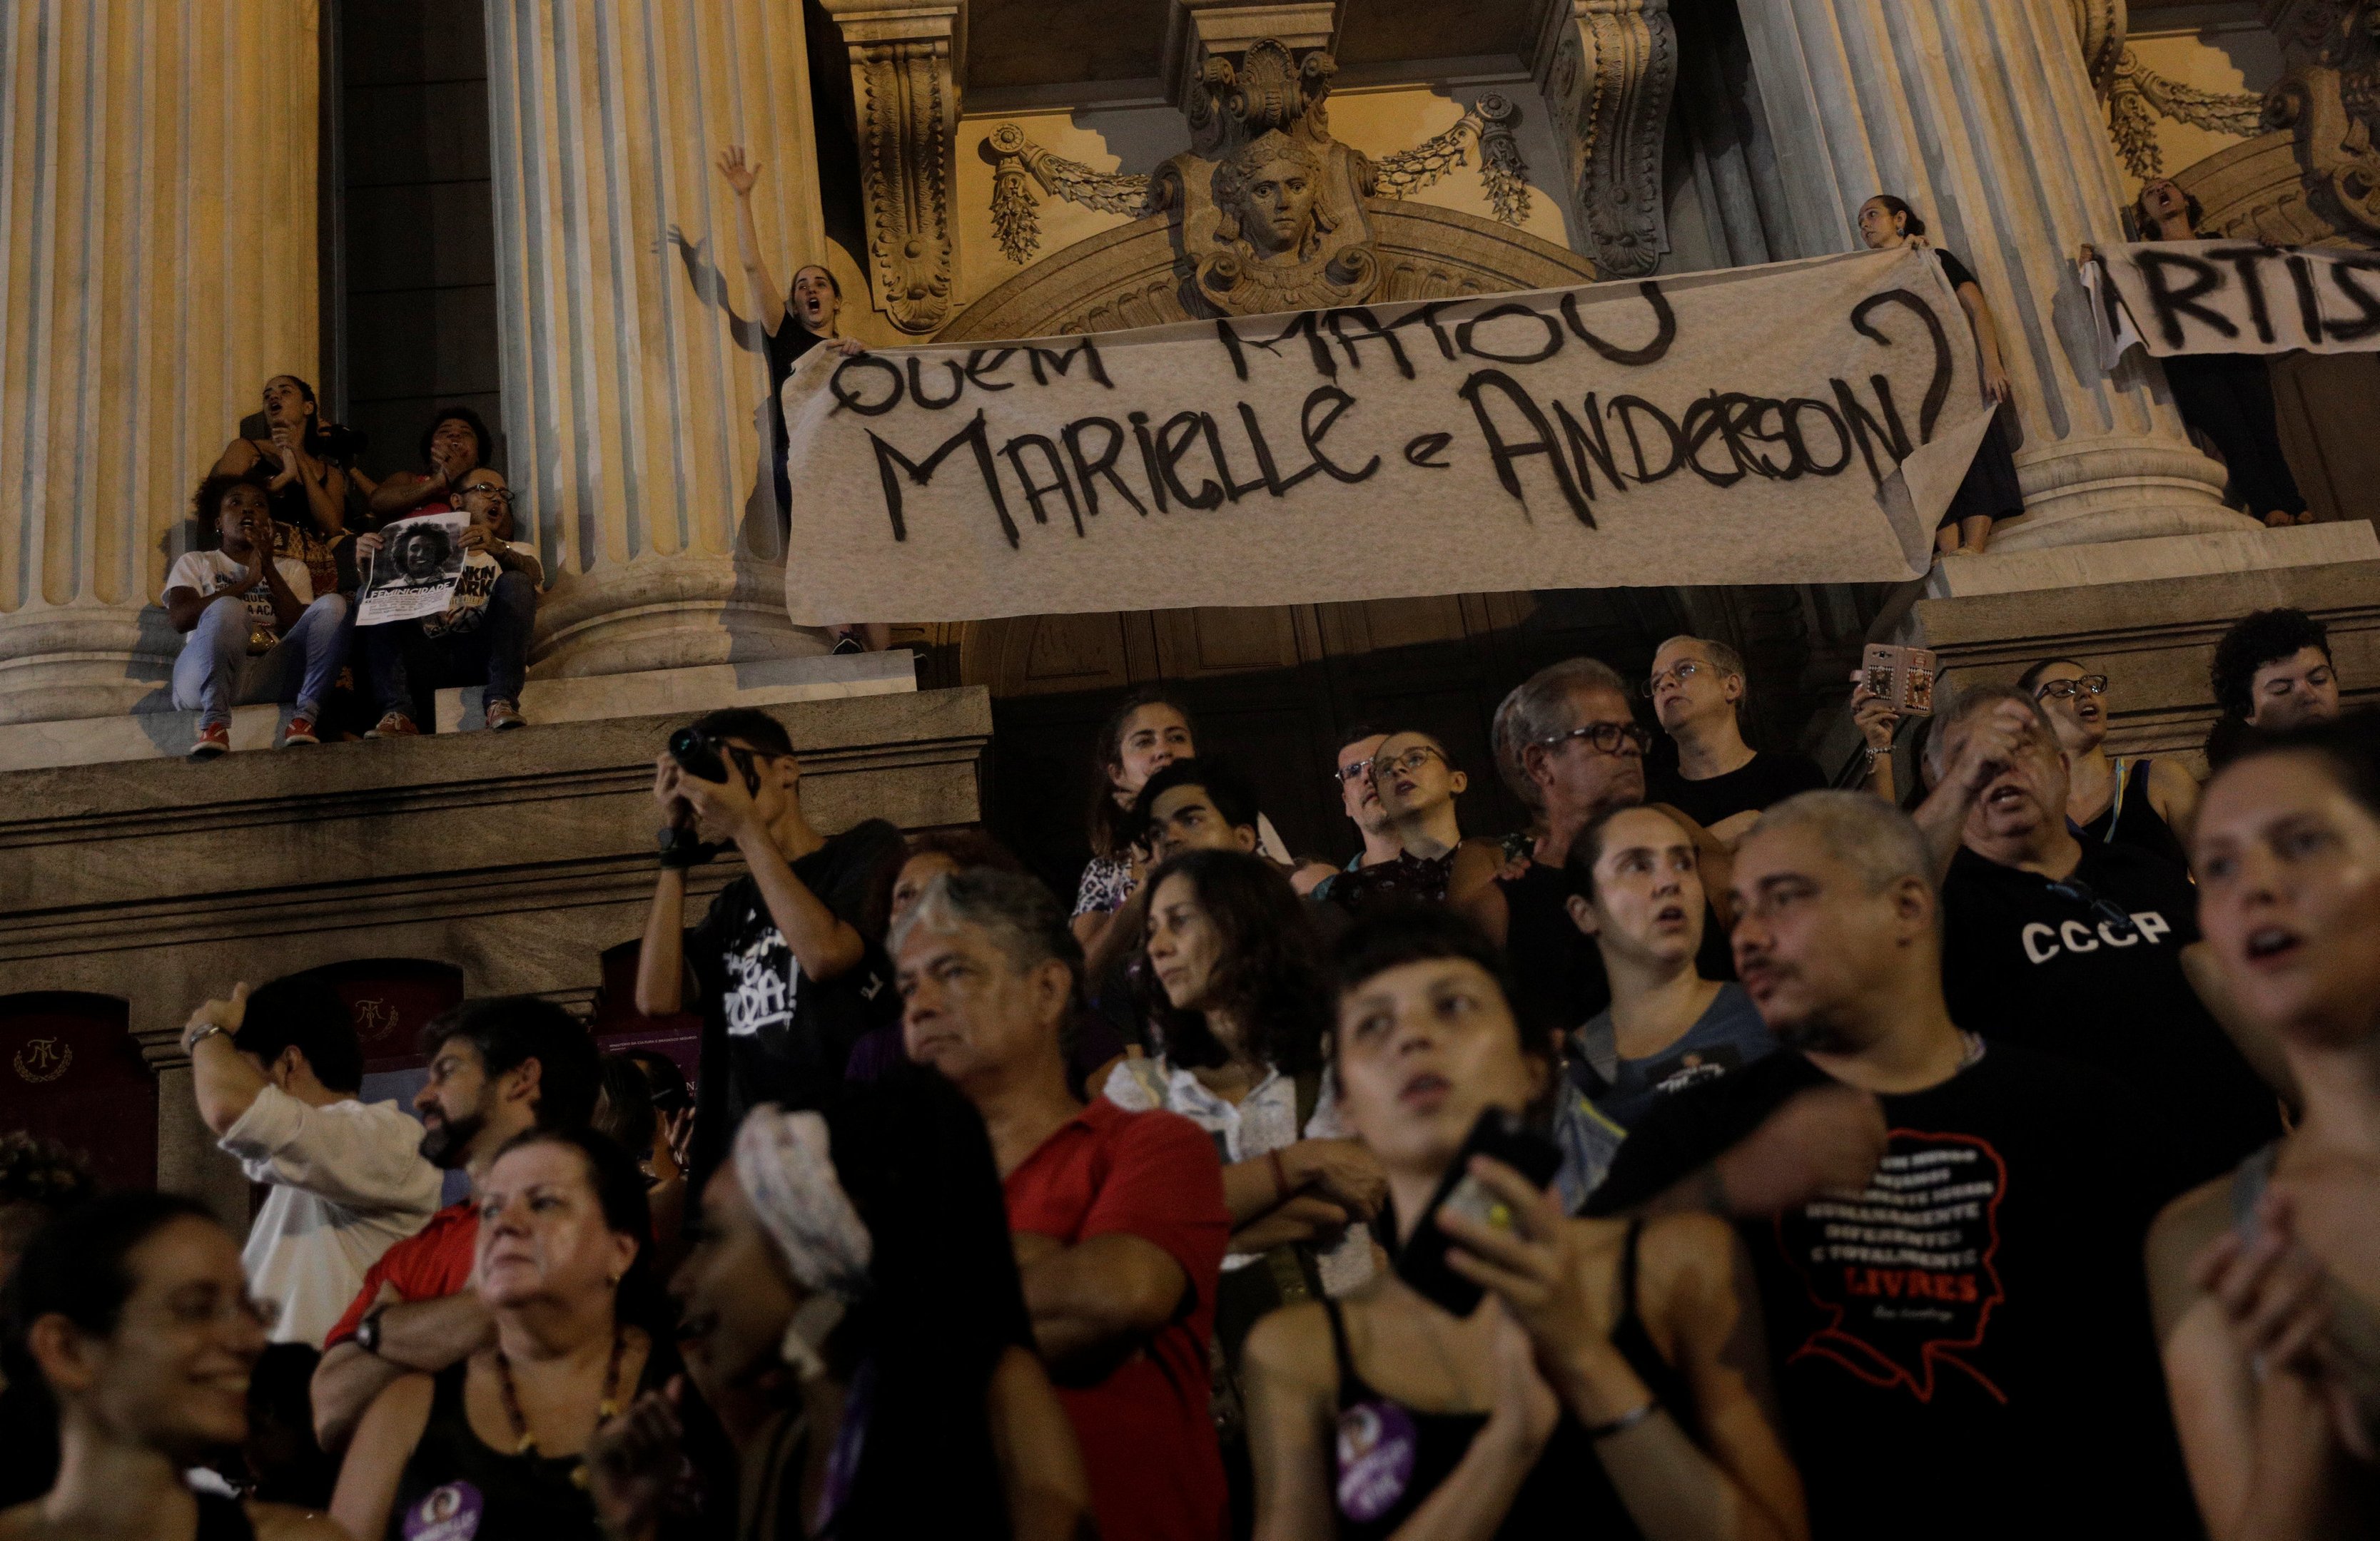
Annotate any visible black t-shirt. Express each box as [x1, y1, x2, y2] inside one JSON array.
[[1936, 248, 1980, 293], [687, 820, 906, 1181], [1590, 1044, 2197, 1541], [1941, 841, 2281, 1192], [1644, 751, 1826, 833]]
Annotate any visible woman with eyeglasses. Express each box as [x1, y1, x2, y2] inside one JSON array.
[[1332, 730, 1512, 943], [0, 1192, 347, 1541], [2017, 658, 2199, 871]]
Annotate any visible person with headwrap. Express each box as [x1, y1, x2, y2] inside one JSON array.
[[592, 1067, 1092, 1540]]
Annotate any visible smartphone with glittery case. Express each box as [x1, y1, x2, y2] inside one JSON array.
[[1395, 1108, 1562, 1318]]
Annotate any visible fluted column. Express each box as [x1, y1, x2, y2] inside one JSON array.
[[0, 0, 320, 726], [485, 0, 831, 678], [1738, 0, 2254, 551]]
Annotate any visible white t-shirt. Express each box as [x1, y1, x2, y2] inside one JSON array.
[[218, 1085, 444, 1346], [163, 549, 314, 650], [1102, 1055, 1373, 1293]]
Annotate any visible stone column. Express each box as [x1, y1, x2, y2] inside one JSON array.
[[1736, 0, 2254, 556], [485, 0, 833, 678], [0, 0, 320, 726]]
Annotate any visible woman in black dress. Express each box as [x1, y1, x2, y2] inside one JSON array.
[[331, 1129, 682, 1541], [1858, 195, 2022, 558], [1242, 907, 1806, 1541], [0, 1192, 345, 1541]]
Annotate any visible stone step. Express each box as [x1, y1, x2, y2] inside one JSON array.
[[0, 651, 917, 772]]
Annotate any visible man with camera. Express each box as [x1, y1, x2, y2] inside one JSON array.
[[355, 464, 541, 736], [635, 708, 906, 1183]]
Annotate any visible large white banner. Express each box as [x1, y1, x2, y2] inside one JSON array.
[[781, 248, 1994, 623], [2087, 239, 2380, 362]]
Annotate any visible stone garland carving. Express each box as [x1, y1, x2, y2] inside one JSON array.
[[2268, 0, 2380, 238], [2109, 48, 2267, 178], [2070, 0, 2128, 96], [984, 89, 1533, 267], [1542, 0, 1677, 280], [853, 39, 956, 333], [1373, 94, 1533, 227]]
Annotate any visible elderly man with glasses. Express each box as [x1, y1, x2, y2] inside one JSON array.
[[355, 465, 542, 734], [1912, 685, 2280, 1191], [1642, 635, 1826, 847]]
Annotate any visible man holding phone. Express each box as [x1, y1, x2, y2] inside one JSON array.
[[1590, 790, 2197, 1540], [634, 707, 905, 1184]]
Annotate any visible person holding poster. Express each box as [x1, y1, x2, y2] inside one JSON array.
[[2132, 178, 2312, 529], [1858, 195, 2023, 559], [354, 468, 540, 735], [164, 474, 354, 759]]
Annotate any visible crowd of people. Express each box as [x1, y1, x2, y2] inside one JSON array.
[[4, 603, 2374, 1540]]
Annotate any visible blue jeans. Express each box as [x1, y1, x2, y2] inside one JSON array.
[[363, 569, 535, 720], [170, 593, 353, 729]]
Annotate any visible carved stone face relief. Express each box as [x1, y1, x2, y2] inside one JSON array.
[[1215, 131, 1329, 262]]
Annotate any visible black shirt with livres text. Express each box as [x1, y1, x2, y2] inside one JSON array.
[[1940, 840, 2282, 1193], [1644, 751, 1828, 833], [1589, 1043, 2197, 1541], [686, 819, 906, 1183]]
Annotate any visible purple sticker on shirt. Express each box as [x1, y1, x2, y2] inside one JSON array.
[[402, 1481, 483, 1541], [1336, 1400, 1418, 1523]]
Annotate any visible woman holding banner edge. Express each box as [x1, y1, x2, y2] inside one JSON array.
[[1857, 195, 2023, 559]]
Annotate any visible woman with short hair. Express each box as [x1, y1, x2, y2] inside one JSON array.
[[0, 1191, 347, 1541], [330, 1128, 684, 1541], [2016, 656, 2199, 869]]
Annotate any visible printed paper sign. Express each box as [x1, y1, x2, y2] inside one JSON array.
[[2087, 238, 2380, 362], [357, 512, 470, 626], [779, 248, 1996, 623]]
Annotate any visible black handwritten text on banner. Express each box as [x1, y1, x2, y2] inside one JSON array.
[[779, 248, 1990, 622], [2090, 239, 2380, 357]]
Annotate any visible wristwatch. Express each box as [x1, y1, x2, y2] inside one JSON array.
[[355, 1306, 386, 1356], [183, 1021, 231, 1055]]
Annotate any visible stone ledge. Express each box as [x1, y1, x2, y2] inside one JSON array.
[[1923, 522, 2380, 599], [0, 651, 917, 773]]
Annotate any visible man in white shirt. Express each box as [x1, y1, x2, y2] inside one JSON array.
[[166, 473, 354, 759], [181, 975, 442, 1348]]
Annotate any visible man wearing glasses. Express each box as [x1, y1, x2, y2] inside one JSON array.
[[1641, 636, 1825, 847], [355, 465, 542, 734], [1489, 658, 1665, 1032], [634, 708, 907, 1184], [1915, 686, 2281, 1190]]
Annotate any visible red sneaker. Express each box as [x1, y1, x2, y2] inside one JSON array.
[[188, 722, 231, 761], [283, 714, 320, 747], [367, 712, 420, 738]]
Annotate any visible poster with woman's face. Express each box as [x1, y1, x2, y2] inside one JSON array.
[[358, 511, 470, 625]]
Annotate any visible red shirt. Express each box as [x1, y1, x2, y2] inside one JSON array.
[[322, 1201, 480, 1348], [1006, 1098, 1229, 1541]]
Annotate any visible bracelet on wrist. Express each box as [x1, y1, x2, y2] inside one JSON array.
[[1585, 1398, 1660, 1440], [184, 1021, 230, 1054]]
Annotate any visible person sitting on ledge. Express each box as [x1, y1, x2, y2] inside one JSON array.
[[368, 405, 495, 524], [211, 374, 355, 600], [714, 143, 880, 656], [355, 465, 541, 736], [165, 473, 353, 759]]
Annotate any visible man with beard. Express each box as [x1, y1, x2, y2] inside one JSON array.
[[1914, 686, 2282, 1190], [1590, 791, 2198, 1540], [305, 997, 599, 1453]]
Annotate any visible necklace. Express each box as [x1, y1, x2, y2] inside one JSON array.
[[493, 1327, 629, 1485]]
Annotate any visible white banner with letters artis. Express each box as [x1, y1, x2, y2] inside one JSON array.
[[780, 248, 1995, 623], [2087, 239, 2380, 363]]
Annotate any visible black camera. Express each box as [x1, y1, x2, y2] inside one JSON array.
[[667, 726, 730, 783], [317, 422, 369, 468]]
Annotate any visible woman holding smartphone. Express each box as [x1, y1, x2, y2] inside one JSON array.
[[1242, 907, 1805, 1541]]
